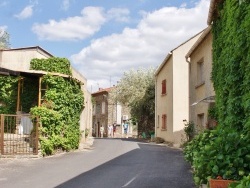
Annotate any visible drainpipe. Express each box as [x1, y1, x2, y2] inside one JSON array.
[[185, 56, 191, 122], [154, 76, 157, 138]]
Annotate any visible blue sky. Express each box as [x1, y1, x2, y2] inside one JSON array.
[[0, 0, 210, 92]]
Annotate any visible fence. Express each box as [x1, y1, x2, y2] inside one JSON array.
[[0, 114, 39, 156]]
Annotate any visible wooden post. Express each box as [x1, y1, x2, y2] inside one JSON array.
[[16, 78, 21, 112], [0, 114, 4, 155], [38, 77, 42, 107]]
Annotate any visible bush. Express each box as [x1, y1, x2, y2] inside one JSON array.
[[229, 175, 250, 188], [184, 126, 250, 186]]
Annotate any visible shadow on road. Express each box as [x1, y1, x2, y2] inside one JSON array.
[[55, 139, 195, 188]]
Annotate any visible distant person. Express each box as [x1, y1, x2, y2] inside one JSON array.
[[113, 123, 116, 137], [108, 124, 113, 138], [123, 121, 128, 138], [100, 125, 104, 138]]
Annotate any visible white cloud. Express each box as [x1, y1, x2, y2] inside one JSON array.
[[71, 0, 210, 92], [107, 8, 130, 22], [14, 5, 34, 20], [32, 7, 106, 41]]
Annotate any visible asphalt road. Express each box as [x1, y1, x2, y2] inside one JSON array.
[[0, 138, 195, 188]]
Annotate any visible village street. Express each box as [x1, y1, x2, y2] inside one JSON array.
[[0, 138, 195, 188]]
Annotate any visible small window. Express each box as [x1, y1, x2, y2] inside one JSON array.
[[162, 79, 166, 95], [197, 113, 205, 127], [197, 60, 204, 85], [96, 104, 101, 114], [162, 114, 167, 130], [93, 104, 96, 115], [102, 101, 105, 114]]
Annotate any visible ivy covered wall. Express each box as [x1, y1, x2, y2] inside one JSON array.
[[184, 1, 250, 185], [0, 76, 18, 114], [212, 0, 250, 129], [30, 57, 84, 155]]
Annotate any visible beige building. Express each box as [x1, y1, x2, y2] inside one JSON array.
[[0, 46, 92, 143], [155, 32, 203, 146], [186, 26, 216, 129], [92, 87, 136, 138]]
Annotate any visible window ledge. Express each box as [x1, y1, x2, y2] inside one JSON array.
[[161, 93, 167, 96], [195, 81, 205, 89], [161, 129, 167, 131]]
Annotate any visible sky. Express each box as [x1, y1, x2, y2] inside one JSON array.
[[0, 0, 210, 92]]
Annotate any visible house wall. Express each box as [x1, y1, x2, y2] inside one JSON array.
[[155, 32, 203, 146], [0, 48, 51, 71], [71, 67, 93, 141], [92, 92, 109, 137], [172, 33, 202, 145], [189, 32, 215, 128], [155, 56, 174, 143], [92, 89, 134, 138], [0, 47, 93, 145]]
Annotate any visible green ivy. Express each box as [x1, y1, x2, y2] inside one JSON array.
[[30, 57, 72, 75], [212, 0, 250, 129], [185, 1, 250, 185], [0, 75, 18, 114], [20, 77, 39, 113], [30, 57, 84, 156]]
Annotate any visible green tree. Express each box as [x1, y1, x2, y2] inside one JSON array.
[[0, 29, 10, 49], [110, 67, 155, 136]]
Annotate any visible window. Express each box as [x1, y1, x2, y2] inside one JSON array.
[[93, 104, 96, 115], [162, 114, 167, 130], [96, 104, 101, 114], [161, 79, 166, 95], [102, 101, 105, 114], [197, 60, 204, 85], [197, 113, 205, 127]]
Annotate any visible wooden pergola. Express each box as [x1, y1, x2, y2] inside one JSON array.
[[0, 68, 72, 112]]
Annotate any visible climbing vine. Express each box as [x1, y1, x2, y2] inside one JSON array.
[[20, 77, 39, 113], [30, 57, 84, 156], [30, 57, 72, 75], [0, 75, 18, 114], [184, 1, 250, 185], [212, 0, 250, 129]]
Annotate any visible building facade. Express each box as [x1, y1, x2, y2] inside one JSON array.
[[186, 27, 216, 129], [155, 32, 203, 146], [0, 46, 92, 143], [92, 87, 136, 138]]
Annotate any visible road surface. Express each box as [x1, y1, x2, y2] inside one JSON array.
[[0, 138, 195, 188]]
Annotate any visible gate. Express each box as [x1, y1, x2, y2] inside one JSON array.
[[0, 114, 39, 156]]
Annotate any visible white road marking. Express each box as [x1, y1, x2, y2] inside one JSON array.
[[0, 178, 7, 181], [122, 174, 139, 187]]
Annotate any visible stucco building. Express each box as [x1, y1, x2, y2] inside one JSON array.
[[0, 46, 92, 143], [92, 87, 136, 138], [154, 31, 203, 146], [186, 26, 216, 129]]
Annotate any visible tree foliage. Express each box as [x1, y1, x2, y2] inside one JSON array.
[[0, 29, 10, 49], [110, 67, 155, 135]]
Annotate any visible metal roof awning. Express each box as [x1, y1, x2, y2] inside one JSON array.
[[191, 95, 215, 106]]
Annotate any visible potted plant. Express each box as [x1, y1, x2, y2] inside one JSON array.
[[209, 176, 235, 188]]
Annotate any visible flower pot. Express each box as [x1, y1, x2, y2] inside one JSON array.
[[209, 179, 235, 188]]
